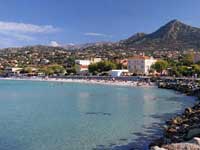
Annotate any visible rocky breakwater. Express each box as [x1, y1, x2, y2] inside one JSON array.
[[150, 78, 200, 149], [157, 79, 200, 97]]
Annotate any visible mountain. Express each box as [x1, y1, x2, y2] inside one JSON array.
[[63, 42, 115, 50], [1, 19, 200, 52], [120, 32, 147, 44], [81, 19, 200, 51], [120, 19, 200, 50]]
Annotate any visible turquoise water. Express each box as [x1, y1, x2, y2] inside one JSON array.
[[0, 80, 195, 150]]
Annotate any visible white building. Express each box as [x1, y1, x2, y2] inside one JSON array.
[[109, 70, 129, 77], [75, 60, 91, 74], [128, 56, 157, 75], [75, 58, 102, 74], [4, 67, 23, 76]]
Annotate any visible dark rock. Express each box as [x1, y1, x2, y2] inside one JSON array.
[[185, 107, 193, 115], [186, 128, 200, 140]]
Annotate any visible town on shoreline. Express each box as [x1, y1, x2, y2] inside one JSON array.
[[1, 47, 200, 149], [1, 33, 200, 150], [2, 1, 200, 149], [1, 50, 200, 79]]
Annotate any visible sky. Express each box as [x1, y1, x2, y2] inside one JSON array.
[[0, 0, 200, 48]]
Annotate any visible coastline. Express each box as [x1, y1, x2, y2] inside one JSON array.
[[151, 79, 200, 150], [1, 76, 200, 149], [0, 76, 194, 150], [0, 77, 157, 88]]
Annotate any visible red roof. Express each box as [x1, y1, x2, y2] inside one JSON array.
[[80, 65, 88, 69]]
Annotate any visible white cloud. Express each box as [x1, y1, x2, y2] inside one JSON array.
[[0, 21, 61, 48], [50, 41, 60, 47], [0, 21, 60, 33], [84, 32, 112, 37]]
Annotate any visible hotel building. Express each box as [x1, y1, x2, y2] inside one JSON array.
[[128, 56, 157, 75]]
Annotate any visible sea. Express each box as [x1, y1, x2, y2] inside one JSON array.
[[0, 79, 196, 150]]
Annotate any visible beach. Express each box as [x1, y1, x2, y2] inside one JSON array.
[[0, 76, 156, 88]]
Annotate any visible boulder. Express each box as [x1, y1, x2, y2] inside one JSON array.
[[151, 146, 166, 150], [167, 128, 177, 134], [185, 107, 193, 115], [186, 128, 200, 140], [171, 116, 183, 125], [163, 125, 168, 130], [182, 124, 190, 129], [188, 137, 200, 146], [193, 137, 200, 145]]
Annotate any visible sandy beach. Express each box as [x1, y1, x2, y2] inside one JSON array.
[[0, 77, 156, 88]]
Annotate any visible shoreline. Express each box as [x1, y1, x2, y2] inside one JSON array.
[[1, 76, 199, 149], [0, 77, 157, 88], [151, 79, 200, 150]]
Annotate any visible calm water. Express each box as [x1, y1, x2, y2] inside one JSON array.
[[0, 80, 195, 150]]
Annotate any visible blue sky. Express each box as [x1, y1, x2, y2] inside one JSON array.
[[0, 0, 200, 47]]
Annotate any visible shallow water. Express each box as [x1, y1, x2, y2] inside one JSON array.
[[0, 80, 195, 150]]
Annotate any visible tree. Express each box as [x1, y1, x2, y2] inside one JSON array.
[[182, 53, 194, 65], [65, 56, 75, 66], [168, 66, 181, 77], [116, 63, 123, 69], [20, 67, 35, 74], [24, 67, 33, 73], [191, 64, 200, 75], [0, 69, 4, 76], [167, 59, 178, 67], [66, 67, 76, 75], [196, 61, 200, 65], [50, 64, 66, 74], [151, 60, 168, 73], [39, 64, 66, 76], [88, 61, 117, 75], [177, 66, 192, 77], [88, 63, 98, 75]]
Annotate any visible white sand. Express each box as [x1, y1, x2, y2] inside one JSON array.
[[0, 77, 156, 88]]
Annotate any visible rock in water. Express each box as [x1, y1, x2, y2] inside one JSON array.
[[185, 107, 193, 115], [186, 128, 200, 140]]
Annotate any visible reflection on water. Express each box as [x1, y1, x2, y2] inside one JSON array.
[[85, 112, 111, 116]]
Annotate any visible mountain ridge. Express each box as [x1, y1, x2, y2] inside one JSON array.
[[120, 19, 200, 50], [80, 19, 200, 51], [1, 19, 200, 51]]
